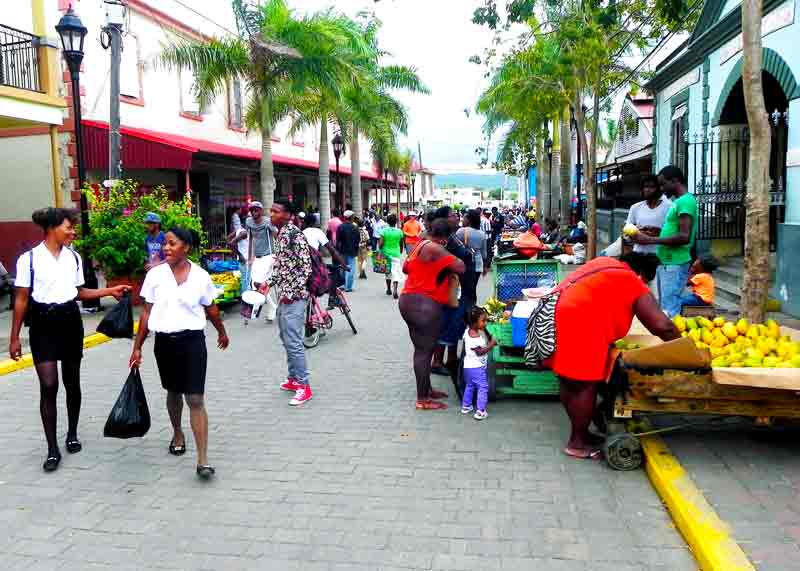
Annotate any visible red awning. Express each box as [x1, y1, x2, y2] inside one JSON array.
[[82, 120, 380, 179]]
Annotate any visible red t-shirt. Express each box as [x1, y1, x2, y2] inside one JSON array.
[[548, 257, 650, 381], [402, 242, 456, 305]]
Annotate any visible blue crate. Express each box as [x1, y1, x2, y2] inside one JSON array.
[[493, 259, 560, 302]]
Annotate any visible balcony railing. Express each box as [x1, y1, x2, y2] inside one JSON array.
[[0, 24, 41, 92]]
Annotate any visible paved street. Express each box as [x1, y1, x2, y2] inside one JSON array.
[[0, 275, 694, 571]]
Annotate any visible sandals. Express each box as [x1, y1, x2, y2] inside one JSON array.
[[169, 438, 186, 456], [563, 447, 603, 460], [43, 452, 61, 472], [196, 465, 216, 480], [415, 400, 448, 411], [65, 437, 82, 454]]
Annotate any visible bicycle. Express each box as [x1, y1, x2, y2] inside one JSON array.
[[303, 268, 358, 348]]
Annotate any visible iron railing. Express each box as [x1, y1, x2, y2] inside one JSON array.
[[0, 24, 41, 92], [687, 115, 787, 251]]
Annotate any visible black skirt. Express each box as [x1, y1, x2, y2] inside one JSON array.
[[28, 301, 84, 364], [153, 330, 207, 395]]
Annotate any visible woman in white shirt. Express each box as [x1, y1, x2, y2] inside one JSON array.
[[8, 208, 129, 472], [129, 227, 229, 480]]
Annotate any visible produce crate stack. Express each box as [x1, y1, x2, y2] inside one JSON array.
[[493, 259, 562, 303], [485, 321, 560, 397], [203, 249, 242, 306], [211, 272, 241, 305]]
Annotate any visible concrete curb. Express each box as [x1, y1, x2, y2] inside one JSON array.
[[0, 324, 138, 377], [641, 434, 755, 571]]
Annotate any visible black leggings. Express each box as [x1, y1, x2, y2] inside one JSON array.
[[399, 294, 443, 400], [35, 359, 82, 455]]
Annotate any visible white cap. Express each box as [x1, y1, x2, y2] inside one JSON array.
[[343, 210, 355, 218], [408, 211, 417, 216], [250, 201, 264, 210]]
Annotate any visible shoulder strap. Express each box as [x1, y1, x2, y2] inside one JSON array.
[[29, 250, 34, 295]]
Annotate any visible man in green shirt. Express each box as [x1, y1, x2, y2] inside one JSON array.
[[632, 165, 698, 317]]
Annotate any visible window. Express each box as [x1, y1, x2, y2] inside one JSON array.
[[180, 70, 203, 117], [670, 104, 689, 175], [120, 34, 141, 100], [229, 77, 243, 129]]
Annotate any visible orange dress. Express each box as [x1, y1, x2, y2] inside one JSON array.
[[402, 242, 456, 305], [547, 257, 650, 382]]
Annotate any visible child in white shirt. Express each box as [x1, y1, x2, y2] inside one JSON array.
[[461, 307, 497, 420]]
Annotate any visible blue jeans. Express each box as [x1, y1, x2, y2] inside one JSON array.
[[677, 291, 709, 309], [277, 299, 309, 385], [344, 255, 357, 292], [657, 263, 691, 318], [239, 262, 250, 295], [462, 366, 489, 412]]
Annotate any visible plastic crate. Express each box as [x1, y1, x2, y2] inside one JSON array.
[[487, 322, 513, 347], [493, 259, 561, 302], [496, 367, 559, 396]]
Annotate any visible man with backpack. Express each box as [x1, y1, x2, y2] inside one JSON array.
[[264, 199, 314, 406]]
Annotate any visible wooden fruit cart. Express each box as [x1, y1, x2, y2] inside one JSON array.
[[599, 338, 800, 471]]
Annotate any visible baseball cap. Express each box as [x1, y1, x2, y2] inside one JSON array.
[[408, 211, 417, 216], [144, 212, 161, 224], [343, 210, 355, 218], [249, 201, 264, 210]]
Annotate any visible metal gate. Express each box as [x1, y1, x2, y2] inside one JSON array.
[[687, 112, 787, 252]]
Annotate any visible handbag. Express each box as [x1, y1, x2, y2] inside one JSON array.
[[372, 251, 390, 274], [446, 274, 460, 308]]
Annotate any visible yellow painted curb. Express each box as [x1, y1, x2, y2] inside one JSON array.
[[0, 323, 138, 377], [641, 434, 755, 571]]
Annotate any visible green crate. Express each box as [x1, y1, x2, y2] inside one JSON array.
[[492, 344, 525, 365], [487, 322, 514, 347], [493, 258, 563, 302], [496, 367, 559, 396]]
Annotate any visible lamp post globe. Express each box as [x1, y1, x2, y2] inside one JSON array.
[[56, 6, 99, 302]]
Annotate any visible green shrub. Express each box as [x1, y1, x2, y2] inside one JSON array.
[[77, 180, 206, 278]]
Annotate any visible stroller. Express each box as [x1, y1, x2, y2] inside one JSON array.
[[240, 256, 278, 326]]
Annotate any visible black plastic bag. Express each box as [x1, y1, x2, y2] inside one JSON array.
[[97, 292, 134, 339], [104, 368, 151, 439]]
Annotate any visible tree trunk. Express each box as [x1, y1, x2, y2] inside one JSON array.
[[560, 107, 573, 231], [741, 0, 771, 323], [260, 123, 276, 207], [318, 118, 331, 229], [536, 140, 546, 225], [350, 125, 363, 215], [575, 90, 598, 260]]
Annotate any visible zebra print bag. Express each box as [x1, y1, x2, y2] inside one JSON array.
[[524, 292, 560, 367]]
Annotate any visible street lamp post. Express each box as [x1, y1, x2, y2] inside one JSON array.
[[331, 132, 345, 212], [57, 7, 100, 303], [410, 171, 417, 212], [570, 108, 583, 223], [383, 168, 389, 214], [544, 137, 553, 221]]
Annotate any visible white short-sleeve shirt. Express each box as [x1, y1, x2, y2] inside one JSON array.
[[140, 262, 217, 333], [14, 243, 84, 304], [626, 198, 672, 254], [303, 227, 329, 251], [463, 330, 489, 369]]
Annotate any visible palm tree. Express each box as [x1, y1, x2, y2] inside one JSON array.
[[158, 0, 359, 208]]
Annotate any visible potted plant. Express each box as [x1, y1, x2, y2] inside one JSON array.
[[77, 180, 206, 304]]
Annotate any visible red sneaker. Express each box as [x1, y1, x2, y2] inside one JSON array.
[[290, 385, 313, 406], [280, 378, 301, 392]]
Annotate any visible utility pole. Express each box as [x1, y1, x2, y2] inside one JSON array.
[[103, 1, 126, 181]]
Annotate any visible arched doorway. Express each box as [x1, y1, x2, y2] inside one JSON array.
[[701, 48, 795, 253]]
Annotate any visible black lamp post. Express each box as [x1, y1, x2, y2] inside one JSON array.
[[570, 108, 583, 222], [410, 171, 417, 212], [57, 7, 99, 301], [331, 132, 345, 211], [544, 137, 553, 220], [383, 167, 389, 214]]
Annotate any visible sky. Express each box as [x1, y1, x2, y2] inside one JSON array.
[[158, 0, 502, 173]]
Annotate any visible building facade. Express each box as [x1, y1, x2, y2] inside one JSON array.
[[0, 0, 387, 269], [648, 0, 800, 316]]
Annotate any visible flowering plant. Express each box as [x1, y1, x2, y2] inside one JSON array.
[[76, 180, 206, 278]]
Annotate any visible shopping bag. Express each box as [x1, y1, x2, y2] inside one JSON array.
[[372, 251, 390, 274], [96, 292, 134, 339], [103, 368, 151, 439]]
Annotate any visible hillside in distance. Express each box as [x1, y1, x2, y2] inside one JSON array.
[[433, 172, 520, 190]]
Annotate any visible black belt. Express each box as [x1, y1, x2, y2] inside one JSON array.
[[155, 330, 203, 340]]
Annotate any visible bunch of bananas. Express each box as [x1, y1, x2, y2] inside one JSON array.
[[211, 272, 240, 291], [673, 315, 800, 368], [482, 297, 509, 323]]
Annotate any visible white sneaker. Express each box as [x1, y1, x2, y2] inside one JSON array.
[[460, 406, 474, 414], [474, 410, 488, 421]]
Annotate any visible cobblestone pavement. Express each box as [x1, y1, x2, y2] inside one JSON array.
[[0, 274, 694, 571], [665, 424, 800, 571]]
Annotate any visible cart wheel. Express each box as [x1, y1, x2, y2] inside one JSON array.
[[487, 348, 498, 402], [603, 433, 644, 471]]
